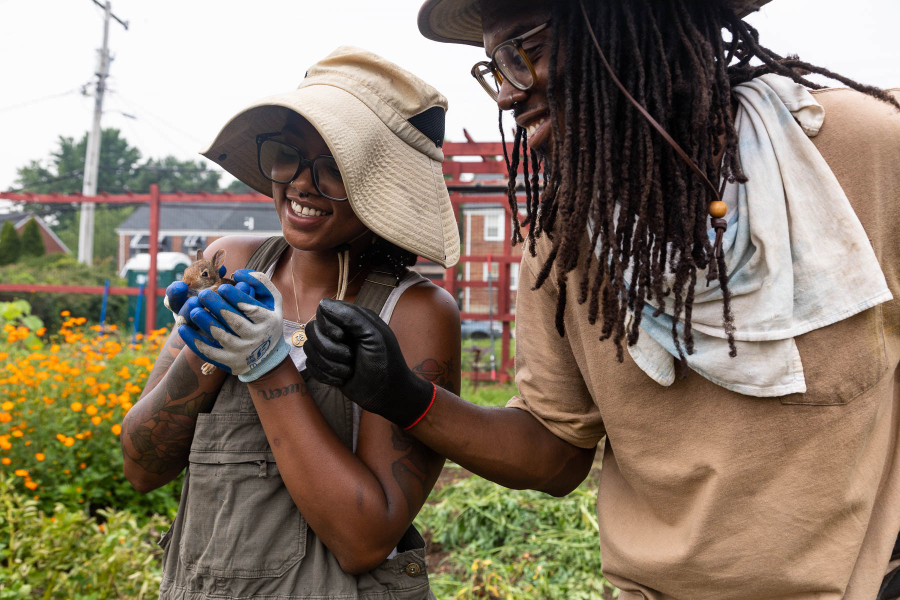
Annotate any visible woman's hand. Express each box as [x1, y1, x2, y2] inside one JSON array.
[[304, 299, 435, 429], [177, 270, 290, 382]]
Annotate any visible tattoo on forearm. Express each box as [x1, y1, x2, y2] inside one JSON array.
[[123, 331, 220, 475], [412, 357, 457, 394], [257, 383, 308, 401], [390, 424, 432, 521]]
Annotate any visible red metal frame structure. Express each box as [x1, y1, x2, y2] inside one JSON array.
[[0, 140, 524, 381]]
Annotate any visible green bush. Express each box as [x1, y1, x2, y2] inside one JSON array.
[[0, 479, 168, 599], [20, 219, 45, 258], [0, 254, 129, 331], [419, 468, 615, 600], [0, 221, 21, 266], [0, 309, 181, 520]]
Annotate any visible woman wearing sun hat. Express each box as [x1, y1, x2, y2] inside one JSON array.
[[121, 46, 459, 599]]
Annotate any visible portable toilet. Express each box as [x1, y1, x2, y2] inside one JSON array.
[[121, 252, 193, 333]]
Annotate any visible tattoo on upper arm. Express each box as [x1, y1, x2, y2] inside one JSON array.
[[124, 333, 219, 475], [390, 424, 433, 521], [412, 357, 456, 394], [257, 383, 308, 401]]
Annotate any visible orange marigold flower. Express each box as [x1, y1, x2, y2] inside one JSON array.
[[60, 311, 70, 317], [64, 437, 74, 447], [36, 327, 46, 336], [14, 469, 28, 477], [75, 433, 84, 440], [1, 401, 13, 411], [0, 413, 11, 423], [117, 366, 131, 379], [35, 453, 45, 461], [56, 433, 66, 442], [1, 458, 10, 465], [80, 463, 86, 469], [0, 352, 7, 360], [49, 345, 60, 353], [24, 480, 38, 490], [70, 402, 83, 412], [96, 395, 106, 405], [91, 416, 102, 426], [86, 405, 98, 416], [63, 470, 70, 475], [11, 431, 23, 438], [111, 424, 122, 436]]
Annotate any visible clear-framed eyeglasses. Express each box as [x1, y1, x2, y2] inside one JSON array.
[[256, 132, 348, 201], [470, 21, 550, 101]]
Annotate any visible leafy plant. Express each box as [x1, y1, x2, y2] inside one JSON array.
[[0, 311, 181, 520], [1, 300, 44, 350], [0, 222, 21, 266], [19, 219, 45, 258], [0, 479, 168, 599]]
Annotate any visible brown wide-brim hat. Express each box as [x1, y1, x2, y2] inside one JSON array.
[[418, 0, 773, 46], [202, 46, 460, 268]]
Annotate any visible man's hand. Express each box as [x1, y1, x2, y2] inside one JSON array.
[[177, 270, 289, 382], [304, 299, 434, 429]]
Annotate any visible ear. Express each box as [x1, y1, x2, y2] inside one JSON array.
[[196, 249, 204, 261], [212, 249, 227, 269]]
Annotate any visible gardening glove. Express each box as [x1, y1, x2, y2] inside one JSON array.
[[177, 270, 289, 382], [164, 266, 230, 324], [304, 299, 434, 429]]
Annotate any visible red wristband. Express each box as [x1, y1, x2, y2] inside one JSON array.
[[404, 383, 437, 430]]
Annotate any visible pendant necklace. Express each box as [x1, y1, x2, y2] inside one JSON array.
[[289, 253, 362, 348]]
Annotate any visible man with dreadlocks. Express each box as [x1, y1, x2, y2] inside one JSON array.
[[303, 0, 900, 597]]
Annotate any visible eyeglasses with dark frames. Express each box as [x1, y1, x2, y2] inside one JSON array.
[[471, 21, 550, 101], [256, 132, 348, 201]]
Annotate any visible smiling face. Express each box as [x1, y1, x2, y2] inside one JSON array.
[[269, 113, 369, 252], [481, 0, 555, 153]]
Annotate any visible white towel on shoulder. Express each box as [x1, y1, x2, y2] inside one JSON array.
[[617, 74, 892, 397]]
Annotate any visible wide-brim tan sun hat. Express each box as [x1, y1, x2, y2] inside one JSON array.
[[418, 0, 773, 46], [201, 46, 460, 269]]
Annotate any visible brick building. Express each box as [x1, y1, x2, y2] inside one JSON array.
[[459, 204, 522, 314], [0, 213, 70, 255]]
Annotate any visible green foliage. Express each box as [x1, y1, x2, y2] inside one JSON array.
[[19, 219, 45, 258], [0, 480, 168, 599], [0, 254, 129, 332], [0, 299, 44, 350], [463, 381, 519, 408], [0, 316, 182, 520], [419, 469, 616, 600], [51, 205, 135, 264], [0, 222, 21, 266]]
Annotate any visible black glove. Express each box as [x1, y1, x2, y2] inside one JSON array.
[[304, 299, 435, 429]]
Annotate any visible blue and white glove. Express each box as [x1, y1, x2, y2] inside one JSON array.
[[177, 269, 290, 383]]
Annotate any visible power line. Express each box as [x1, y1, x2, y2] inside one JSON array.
[[0, 89, 80, 114]]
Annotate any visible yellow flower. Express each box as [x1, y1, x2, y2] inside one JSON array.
[[1, 401, 13, 411], [35, 453, 45, 461], [60, 311, 70, 317], [14, 469, 27, 477], [70, 402, 83, 412], [86, 405, 98, 416], [111, 424, 122, 436], [11, 431, 23, 438]]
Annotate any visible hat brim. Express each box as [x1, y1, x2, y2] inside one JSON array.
[[201, 86, 460, 268], [418, 0, 774, 47]]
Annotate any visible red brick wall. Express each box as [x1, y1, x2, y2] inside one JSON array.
[[463, 212, 519, 314], [14, 220, 66, 255]]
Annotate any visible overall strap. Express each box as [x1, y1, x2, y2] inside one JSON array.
[[245, 236, 290, 271], [354, 267, 404, 314], [245, 237, 402, 315]]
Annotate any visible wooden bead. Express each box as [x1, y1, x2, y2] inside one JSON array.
[[708, 200, 727, 218]]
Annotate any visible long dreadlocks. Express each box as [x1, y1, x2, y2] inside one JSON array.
[[502, 0, 900, 362]]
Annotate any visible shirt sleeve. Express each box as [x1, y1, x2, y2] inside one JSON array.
[[506, 250, 605, 449]]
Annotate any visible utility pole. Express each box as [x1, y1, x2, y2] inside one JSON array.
[[78, 0, 127, 265]]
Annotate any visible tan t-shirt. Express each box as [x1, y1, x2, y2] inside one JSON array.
[[507, 88, 900, 600]]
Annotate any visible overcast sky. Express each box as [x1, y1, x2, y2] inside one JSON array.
[[0, 0, 897, 192]]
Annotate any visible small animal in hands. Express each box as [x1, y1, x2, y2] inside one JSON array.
[[182, 249, 235, 375]]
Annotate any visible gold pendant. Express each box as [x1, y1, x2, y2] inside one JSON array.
[[292, 324, 307, 348]]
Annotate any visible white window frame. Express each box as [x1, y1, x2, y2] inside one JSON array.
[[482, 262, 499, 282], [483, 210, 505, 242], [510, 262, 519, 290]]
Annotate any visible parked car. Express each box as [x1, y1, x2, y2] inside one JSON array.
[[461, 319, 504, 340]]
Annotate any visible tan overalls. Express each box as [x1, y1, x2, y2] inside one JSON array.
[[158, 238, 435, 599]]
